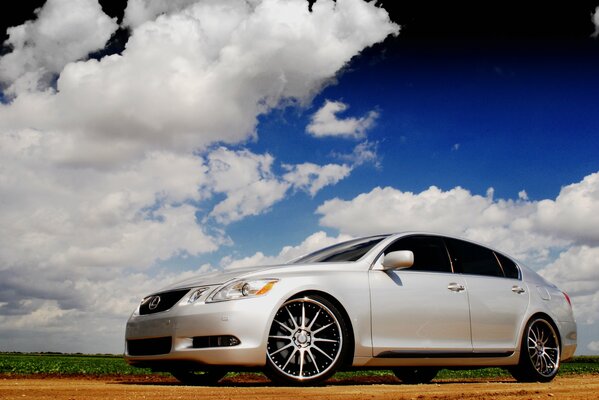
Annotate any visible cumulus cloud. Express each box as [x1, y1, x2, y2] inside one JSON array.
[[0, 0, 399, 352], [306, 100, 379, 139], [0, 265, 213, 352], [0, 0, 118, 94], [283, 162, 352, 197], [0, 132, 226, 339], [318, 175, 599, 251], [316, 172, 599, 327], [0, 131, 218, 273], [592, 6, 599, 38], [0, 137, 354, 329], [0, 0, 399, 164], [317, 185, 554, 263], [123, 0, 200, 28], [206, 147, 289, 224], [221, 231, 353, 269], [334, 140, 381, 168], [533, 172, 599, 245], [538, 246, 599, 324], [204, 149, 353, 221]]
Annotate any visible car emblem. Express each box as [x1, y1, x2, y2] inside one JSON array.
[[148, 296, 161, 310]]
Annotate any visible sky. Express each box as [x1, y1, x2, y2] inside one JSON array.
[[1, 0, 599, 355]]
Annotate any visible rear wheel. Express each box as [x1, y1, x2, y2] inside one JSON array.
[[264, 295, 348, 385], [392, 367, 438, 384], [170, 369, 227, 385], [510, 317, 560, 382]]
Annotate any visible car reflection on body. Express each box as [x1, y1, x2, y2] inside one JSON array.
[[125, 232, 576, 385]]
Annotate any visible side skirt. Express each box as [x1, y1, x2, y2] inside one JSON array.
[[375, 351, 514, 359]]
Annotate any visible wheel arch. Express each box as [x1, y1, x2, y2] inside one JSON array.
[[289, 290, 356, 367], [510, 311, 563, 382], [520, 312, 562, 352]]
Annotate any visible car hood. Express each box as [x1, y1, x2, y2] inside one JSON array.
[[157, 264, 286, 292]]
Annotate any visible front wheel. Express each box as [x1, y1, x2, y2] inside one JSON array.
[[392, 367, 438, 384], [510, 317, 560, 382], [170, 369, 227, 385], [264, 295, 349, 385]]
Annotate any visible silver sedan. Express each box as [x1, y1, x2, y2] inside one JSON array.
[[125, 232, 577, 385]]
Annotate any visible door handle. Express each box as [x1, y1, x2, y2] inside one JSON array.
[[512, 285, 526, 294], [448, 282, 465, 292]]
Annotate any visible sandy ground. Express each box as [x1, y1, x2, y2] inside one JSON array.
[[1, 374, 598, 400]]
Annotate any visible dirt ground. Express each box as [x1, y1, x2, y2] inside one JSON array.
[[1, 374, 598, 400]]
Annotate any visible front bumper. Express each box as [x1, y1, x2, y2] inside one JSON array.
[[125, 293, 277, 368]]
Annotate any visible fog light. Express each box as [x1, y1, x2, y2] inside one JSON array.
[[218, 335, 241, 347], [192, 335, 241, 348]]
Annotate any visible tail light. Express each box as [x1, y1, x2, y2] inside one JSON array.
[[563, 291, 572, 307]]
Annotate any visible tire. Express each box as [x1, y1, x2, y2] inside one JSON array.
[[170, 369, 227, 385], [509, 317, 560, 382], [392, 367, 438, 384], [264, 295, 349, 385]]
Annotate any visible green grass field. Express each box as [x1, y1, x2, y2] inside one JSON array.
[[1, 353, 598, 379]]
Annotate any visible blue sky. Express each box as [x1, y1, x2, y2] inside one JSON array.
[[215, 39, 599, 264], [1, 0, 599, 354]]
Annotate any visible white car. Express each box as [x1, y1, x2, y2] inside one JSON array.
[[125, 232, 577, 385]]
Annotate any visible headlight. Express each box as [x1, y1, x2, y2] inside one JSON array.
[[187, 287, 210, 303], [208, 279, 278, 302]]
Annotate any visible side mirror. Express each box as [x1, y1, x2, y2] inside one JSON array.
[[381, 250, 414, 270]]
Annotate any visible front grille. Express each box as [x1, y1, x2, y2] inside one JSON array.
[[127, 337, 172, 356], [139, 289, 190, 315]]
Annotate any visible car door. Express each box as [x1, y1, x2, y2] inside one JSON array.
[[369, 235, 472, 356], [445, 238, 530, 353]]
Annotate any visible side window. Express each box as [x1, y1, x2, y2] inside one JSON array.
[[384, 236, 452, 273], [445, 238, 503, 278], [495, 252, 520, 279]]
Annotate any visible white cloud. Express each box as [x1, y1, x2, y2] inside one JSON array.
[[306, 100, 379, 139], [0, 135, 351, 293], [589, 341, 599, 352], [316, 172, 599, 327], [518, 190, 529, 201], [334, 140, 381, 168], [316, 185, 557, 263], [0, 265, 214, 353], [221, 231, 353, 269], [283, 162, 352, 197], [0, 0, 398, 164], [206, 147, 289, 224], [123, 0, 200, 29], [592, 6, 599, 38], [0, 131, 219, 273], [0, 134, 359, 352], [533, 172, 599, 245], [538, 246, 599, 324], [0, 0, 399, 352], [206, 150, 352, 222], [318, 174, 599, 253], [0, 0, 118, 94], [206, 147, 278, 195]]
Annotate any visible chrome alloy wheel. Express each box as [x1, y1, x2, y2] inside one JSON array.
[[267, 297, 343, 381], [526, 319, 560, 378]]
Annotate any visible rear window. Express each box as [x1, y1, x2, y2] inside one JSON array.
[[445, 238, 504, 278], [495, 252, 520, 279]]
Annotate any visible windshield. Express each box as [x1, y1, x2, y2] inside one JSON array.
[[292, 235, 389, 263]]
